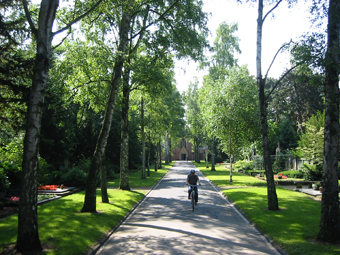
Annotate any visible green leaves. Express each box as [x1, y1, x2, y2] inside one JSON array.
[[199, 65, 260, 157], [294, 111, 325, 166]]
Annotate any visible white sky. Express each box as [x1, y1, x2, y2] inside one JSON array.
[[175, 0, 315, 93]]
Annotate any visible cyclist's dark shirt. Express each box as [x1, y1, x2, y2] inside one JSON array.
[[187, 174, 199, 185]]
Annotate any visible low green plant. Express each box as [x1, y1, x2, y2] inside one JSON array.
[[279, 170, 303, 178], [0, 161, 21, 190], [234, 160, 253, 171], [38, 194, 58, 202], [0, 168, 10, 192], [61, 166, 87, 188], [301, 163, 323, 181]]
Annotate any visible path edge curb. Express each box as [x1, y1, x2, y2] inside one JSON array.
[[87, 166, 172, 255], [204, 177, 289, 255]]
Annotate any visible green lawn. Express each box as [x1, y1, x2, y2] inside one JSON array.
[[0, 165, 171, 254], [194, 162, 340, 255], [196, 162, 267, 186]]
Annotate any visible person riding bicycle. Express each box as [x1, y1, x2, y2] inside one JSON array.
[[186, 169, 201, 204]]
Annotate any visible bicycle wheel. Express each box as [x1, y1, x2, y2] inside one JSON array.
[[191, 190, 195, 211]]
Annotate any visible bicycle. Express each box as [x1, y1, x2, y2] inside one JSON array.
[[188, 184, 199, 211]]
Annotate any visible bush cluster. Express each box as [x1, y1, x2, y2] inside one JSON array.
[[301, 163, 323, 181], [235, 160, 253, 171], [278, 170, 303, 179], [0, 161, 21, 196]]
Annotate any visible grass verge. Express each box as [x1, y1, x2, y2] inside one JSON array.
[[195, 162, 267, 186], [193, 161, 340, 255], [0, 165, 171, 254]]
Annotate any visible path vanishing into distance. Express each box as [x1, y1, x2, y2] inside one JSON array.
[[95, 161, 282, 255]]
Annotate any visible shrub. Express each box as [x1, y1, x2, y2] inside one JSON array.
[[235, 160, 253, 171], [278, 170, 303, 178], [0, 168, 11, 192], [38, 157, 54, 185], [301, 163, 323, 181], [0, 161, 21, 190], [107, 164, 119, 179], [61, 166, 87, 188]]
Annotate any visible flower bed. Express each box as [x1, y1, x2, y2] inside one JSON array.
[[274, 174, 288, 179], [38, 185, 66, 190], [6, 196, 19, 202]]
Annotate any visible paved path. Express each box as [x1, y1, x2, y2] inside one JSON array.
[[96, 161, 281, 255]]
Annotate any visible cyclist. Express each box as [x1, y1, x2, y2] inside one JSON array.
[[186, 169, 201, 205]]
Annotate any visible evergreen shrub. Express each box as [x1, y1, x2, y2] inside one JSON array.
[[278, 170, 303, 178], [0, 168, 11, 192], [235, 160, 253, 171], [0, 161, 20, 190], [301, 163, 323, 181], [61, 166, 87, 188]]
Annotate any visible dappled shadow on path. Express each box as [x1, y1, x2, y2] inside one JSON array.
[[97, 161, 278, 255]]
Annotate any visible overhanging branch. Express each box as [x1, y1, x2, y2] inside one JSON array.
[[262, 0, 282, 23], [266, 64, 298, 100], [53, 0, 104, 37], [264, 40, 293, 81]]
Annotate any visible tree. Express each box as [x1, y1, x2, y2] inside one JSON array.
[[317, 0, 340, 243], [81, 0, 134, 212], [195, 21, 241, 170], [81, 0, 208, 211], [199, 65, 260, 178], [294, 111, 324, 179], [267, 65, 324, 134], [183, 80, 203, 163], [215, 66, 260, 181], [17, 0, 103, 251], [256, 0, 286, 211], [119, 47, 175, 189], [0, 0, 31, 156]]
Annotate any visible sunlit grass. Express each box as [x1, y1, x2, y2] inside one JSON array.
[[107, 167, 170, 188], [0, 162, 171, 254], [193, 161, 340, 255], [0, 190, 145, 255], [194, 162, 267, 186]]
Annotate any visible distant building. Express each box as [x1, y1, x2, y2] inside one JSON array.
[[169, 138, 206, 161]]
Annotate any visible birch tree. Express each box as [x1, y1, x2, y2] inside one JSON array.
[[81, 0, 208, 211], [317, 0, 340, 243], [17, 0, 103, 251]]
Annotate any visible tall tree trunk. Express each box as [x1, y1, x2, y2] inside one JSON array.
[[16, 0, 59, 251], [169, 137, 172, 163], [229, 131, 233, 182], [195, 136, 200, 163], [119, 69, 131, 190], [158, 140, 162, 169], [81, 4, 132, 212], [101, 155, 109, 203], [256, 0, 279, 211], [147, 131, 151, 176], [154, 140, 158, 172], [210, 137, 216, 171], [317, 0, 340, 243], [205, 143, 209, 168], [165, 132, 169, 165], [141, 97, 146, 179]]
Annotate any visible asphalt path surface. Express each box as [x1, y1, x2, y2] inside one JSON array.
[[96, 161, 281, 255]]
